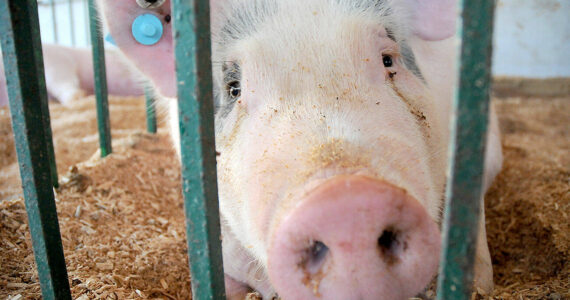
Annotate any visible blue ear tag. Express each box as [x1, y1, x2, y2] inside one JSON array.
[[132, 14, 163, 46]]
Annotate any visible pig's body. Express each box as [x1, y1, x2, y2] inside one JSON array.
[[0, 44, 144, 107], [99, 0, 502, 299]]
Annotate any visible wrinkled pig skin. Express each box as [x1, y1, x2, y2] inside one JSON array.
[[97, 0, 503, 299], [0, 44, 144, 107]]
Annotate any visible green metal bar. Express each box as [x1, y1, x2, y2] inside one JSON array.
[[437, 0, 496, 299], [87, 0, 112, 157], [145, 86, 157, 134], [171, 0, 226, 299], [0, 0, 71, 299]]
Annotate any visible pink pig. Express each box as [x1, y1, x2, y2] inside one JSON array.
[[0, 44, 144, 107], [98, 0, 503, 299]]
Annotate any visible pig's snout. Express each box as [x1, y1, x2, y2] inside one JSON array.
[[267, 175, 440, 300]]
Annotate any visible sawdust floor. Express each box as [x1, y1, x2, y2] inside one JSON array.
[[0, 95, 568, 299]]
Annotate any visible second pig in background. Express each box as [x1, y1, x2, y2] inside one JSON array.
[[0, 44, 144, 108]]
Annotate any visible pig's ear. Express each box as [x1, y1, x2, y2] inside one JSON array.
[[409, 0, 457, 41]]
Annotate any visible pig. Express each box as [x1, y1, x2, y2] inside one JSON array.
[[0, 44, 144, 107], [97, 0, 503, 299]]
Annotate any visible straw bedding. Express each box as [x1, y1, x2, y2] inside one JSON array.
[[0, 94, 568, 299]]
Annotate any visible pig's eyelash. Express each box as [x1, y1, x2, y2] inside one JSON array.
[[225, 72, 241, 83], [380, 44, 399, 55]]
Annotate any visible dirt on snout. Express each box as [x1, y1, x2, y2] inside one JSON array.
[[0, 94, 569, 299]]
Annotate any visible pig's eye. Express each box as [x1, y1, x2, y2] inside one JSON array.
[[227, 81, 241, 100], [164, 15, 171, 23], [223, 62, 241, 102], [136, 0, 166, 9], [382, 55, 393, 67]]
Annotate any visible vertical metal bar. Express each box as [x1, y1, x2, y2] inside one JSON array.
[[437, 0, 496, 299], [0, 0, 71, 299], [50, 0, 58, 43], [68, 0, 75, 46], [171, 0, 226, 299], [87, 0, 112, 157], [145, 86, 157, 134]]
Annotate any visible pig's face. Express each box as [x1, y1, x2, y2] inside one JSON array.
[[214, 1, 449, 298]]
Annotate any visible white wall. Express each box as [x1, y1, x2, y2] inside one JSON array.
[[492, 0, 570, 78]]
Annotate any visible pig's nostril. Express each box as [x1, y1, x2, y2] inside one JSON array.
[[378, 229, 397, 250], [377, 227, 402, 265], [310, 241, 328, 263], [302, 241, 329, 273]]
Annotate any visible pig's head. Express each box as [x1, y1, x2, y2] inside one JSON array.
[[98, 0, 458, 299], [214, 1, 457, 298]]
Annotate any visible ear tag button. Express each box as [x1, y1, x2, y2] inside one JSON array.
[[132, 14, 163, 45]]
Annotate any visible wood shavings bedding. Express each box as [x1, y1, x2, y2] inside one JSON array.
[[0, 95, 568, 299]]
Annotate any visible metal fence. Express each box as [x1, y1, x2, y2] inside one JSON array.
[[0, 0, 495, 299], [37, 0, 91, 47]]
